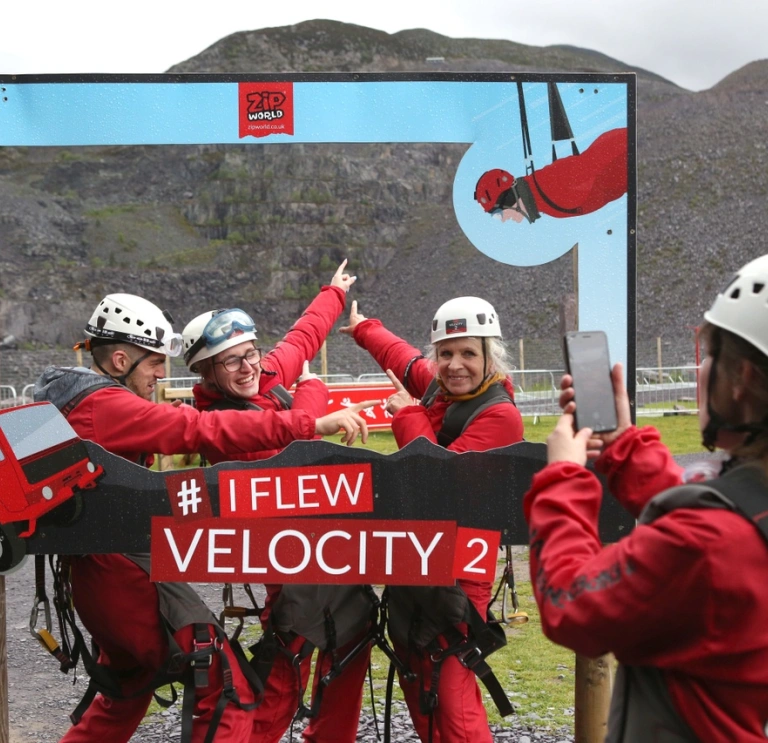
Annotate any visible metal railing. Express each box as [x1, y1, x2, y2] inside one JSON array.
[[509, 366, 700, 418], [14, 366, 701, 419], [0, 385, 19, 408], [635, 365, 699, 416], [356, 373, 392, 384]]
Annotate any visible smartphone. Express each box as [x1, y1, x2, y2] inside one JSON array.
[[563, 330, 618, 433]]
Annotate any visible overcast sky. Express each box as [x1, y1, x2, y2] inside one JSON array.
[[1, 0, 766, 92]]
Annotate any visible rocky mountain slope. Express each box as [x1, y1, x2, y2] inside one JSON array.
[[0, 20, 766, 374]]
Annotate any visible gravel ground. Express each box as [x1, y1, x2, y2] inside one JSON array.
[[5, 453, 721, 742], [4, 559, 574, 743]]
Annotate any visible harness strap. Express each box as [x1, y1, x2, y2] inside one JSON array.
[[30, 555, 74, 672], [706, 466, 768, 543], [266, 383, 294, 410], [437, 383, 515, 447], [294, 608, 340, 723], [402, 355, 425, 397], [59, 381, 117, 418], [181, 623, 261, 743], [420, 378, 516, 447]]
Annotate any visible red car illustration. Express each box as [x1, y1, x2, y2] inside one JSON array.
[[0, 402, 103, 570]]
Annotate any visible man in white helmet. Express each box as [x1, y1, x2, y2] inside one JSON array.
[[525, 254, 768, 742], [33, 290, 376, 743], [341, 296, 524, 743], [181, 260, 376, 742]]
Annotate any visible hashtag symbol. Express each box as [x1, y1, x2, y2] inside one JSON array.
[[176, 479, 202, 516]]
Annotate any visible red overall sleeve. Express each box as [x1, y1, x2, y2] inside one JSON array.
[[68, 386, 316, 463], [524, 461, 717, 661], [595, 425, 684, 517], [291, 378, 329, 419], [261, 286, 346, 387], [523, 127, 627, 218], [351, 319, 433, 397]]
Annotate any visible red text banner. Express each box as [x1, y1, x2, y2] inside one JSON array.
[[452, 527, 501, 582], [219, 463, 373, 518], [150, 518, 458, 585], [164, 469, 213, 521]]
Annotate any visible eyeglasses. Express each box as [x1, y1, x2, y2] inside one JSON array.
[[213, 348, 262, 373], [203, 309, 257, 348]]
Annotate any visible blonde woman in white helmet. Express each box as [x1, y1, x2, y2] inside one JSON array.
[[341, 296, 524, 743], [525, 254, 768, 742]]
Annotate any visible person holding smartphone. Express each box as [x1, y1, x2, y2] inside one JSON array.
[[524, 254, 768, 742], [341, 296, 524, 743]]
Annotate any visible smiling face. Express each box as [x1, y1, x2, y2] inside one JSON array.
[[207, 340, 261, 399], [125, 349, 167, 400], [435, 337, 487, 395]]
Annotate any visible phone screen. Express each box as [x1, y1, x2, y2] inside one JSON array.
[[563, 331, 618, 433]]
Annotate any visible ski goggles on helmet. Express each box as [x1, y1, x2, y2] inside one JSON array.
[[202, 309, 257, 348]]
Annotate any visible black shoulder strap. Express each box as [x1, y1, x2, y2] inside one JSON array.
[[205, 385, 293, 413], [266, 384, 293, 410], [437, 383, 515, 448], [60, 382, 118, 418], [420, 378, 441, 409], [707, 466, 768, 544], [402, 354, 425, 397]]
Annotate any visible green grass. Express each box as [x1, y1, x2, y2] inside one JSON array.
[[349, 413, 704, 457], [521, 413, 703, 456]]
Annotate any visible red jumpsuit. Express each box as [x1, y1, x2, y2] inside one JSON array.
[[352, 318, 525, 743], [522, 127, 627, 218], [32, 366, 323, 743], [524, 425, 768, 742], [194, 285, 372, 743]]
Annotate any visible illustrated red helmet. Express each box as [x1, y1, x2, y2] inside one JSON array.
[[474, 169, 516, 213]]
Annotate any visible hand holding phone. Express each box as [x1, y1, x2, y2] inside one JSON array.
[[562, 331, 618, 433]]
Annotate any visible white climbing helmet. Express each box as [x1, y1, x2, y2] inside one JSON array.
[[430, 297, 502, 344], [84, 293, 182, 357], [182, 308, 258, 371], [704, 254, 768, 357]]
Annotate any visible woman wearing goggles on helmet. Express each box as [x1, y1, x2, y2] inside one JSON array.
[[182, 260, 379, 743], [524, 254, 768, 743], [341, 296, 524, 743], [182, 261, 376, 452]]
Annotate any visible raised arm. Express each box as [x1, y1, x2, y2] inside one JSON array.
[[262, 260, 354, 385]]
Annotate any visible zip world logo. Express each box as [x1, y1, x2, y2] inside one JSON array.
[[238, 82, 294, 138], [247, 92, 285, 121]]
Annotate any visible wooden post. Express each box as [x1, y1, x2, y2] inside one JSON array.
[[657, 336, 663, 384], [76, 348, 83, 368], [0, 576, 8, 743], [518, 339, 525, 374], [156, 356, 174, 471], [321, 341, 328, 378], [575, 654, 613, 742]]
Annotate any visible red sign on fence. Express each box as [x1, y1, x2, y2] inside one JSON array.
[[325, 384, 396, 430]]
